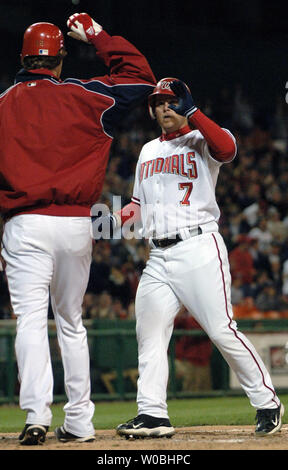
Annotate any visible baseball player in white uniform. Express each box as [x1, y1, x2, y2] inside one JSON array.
[[102, 78, 284, 438]]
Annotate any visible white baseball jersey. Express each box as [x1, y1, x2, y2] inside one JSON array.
[[131, 125, 236, 239]]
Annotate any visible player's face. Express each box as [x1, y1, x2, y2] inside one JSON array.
[[154, 95, 187, 134]]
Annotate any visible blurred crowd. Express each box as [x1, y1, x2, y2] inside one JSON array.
[[1, 80, 288, 321]]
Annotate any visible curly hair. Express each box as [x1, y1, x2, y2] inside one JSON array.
[[22, 49, 67, 70]]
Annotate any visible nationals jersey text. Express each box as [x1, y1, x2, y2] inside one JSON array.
[[139, 152, 198, 181]]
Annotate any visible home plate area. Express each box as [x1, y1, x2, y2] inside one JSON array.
[[1, 425, 288, 450]]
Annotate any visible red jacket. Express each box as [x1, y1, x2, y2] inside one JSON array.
[[0, 30, 156, 219]]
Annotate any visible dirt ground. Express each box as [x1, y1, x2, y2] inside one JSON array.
[[1, 425, 288, 451]]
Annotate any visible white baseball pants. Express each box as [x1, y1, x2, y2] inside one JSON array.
[[135, 231, 280, 419], [2, 215, 95, 437]]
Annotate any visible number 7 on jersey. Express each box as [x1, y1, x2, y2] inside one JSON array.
[[178, 182, 193, 206]]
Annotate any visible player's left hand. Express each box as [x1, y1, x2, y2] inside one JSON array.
[[168, 80, 198, 118], [67, 13, 103, 43]]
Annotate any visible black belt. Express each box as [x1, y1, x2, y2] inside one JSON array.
[[152, 227, 202, 248]]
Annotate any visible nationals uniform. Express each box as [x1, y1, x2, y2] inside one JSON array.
[[126, 87, 281, 424], [0, 13, 155, 442]]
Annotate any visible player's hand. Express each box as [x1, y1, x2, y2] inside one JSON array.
[[91, 213, 118, 240], [67, 13, 103, 43], [168, 80, 198, 118]]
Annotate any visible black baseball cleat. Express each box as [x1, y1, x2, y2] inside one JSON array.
[[255, 403, 284, 436], [19, 424, 49, 445], [116, 414, 175, 438], [54, 425, 95, 442]]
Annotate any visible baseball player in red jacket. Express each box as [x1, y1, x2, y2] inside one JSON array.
[[0, 12, 155, 445]]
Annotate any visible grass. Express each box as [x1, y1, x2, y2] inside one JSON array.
[[0, 394, 287, 433]]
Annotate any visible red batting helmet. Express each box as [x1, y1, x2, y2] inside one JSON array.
[[21, 22, 65, 59], [148, 77, 190, 119]]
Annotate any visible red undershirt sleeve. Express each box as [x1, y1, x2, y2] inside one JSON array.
[[188, 109, 237, 162]]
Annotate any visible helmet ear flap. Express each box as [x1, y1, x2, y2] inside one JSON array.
[[148, 96, 156, 119]]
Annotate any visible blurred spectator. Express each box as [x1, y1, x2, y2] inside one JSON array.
[[126, 301, 136, 320], [248, 217, 273, 254], [111, 298, 127, 320], [250, 269, 274, 300], [87, 243, 111, 294], [268, 241, 282, 265], [231, 278, 245, 305], [248, 238, 271, 276], [266, 206, 288, 243], [229, 234, 255, 285], [265, 184, 287, 217], [242, 199, 268, 230], [92, 291, 115, 320], [123, 238, 147, 264], [228, 210, 249, 243], [174, 308, 212, 392], [219, 224, 234, 252], [110, 240, 133, 266], [121, 261, 140, 299], [241, 183, 262, 223], [82, 292, 98, 319], [246, 119, 272, 152], [269, 258, 282, 292], [282, 259, 288, 296], [255, 282, 280, 312], [107, 266, 133, 308]]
